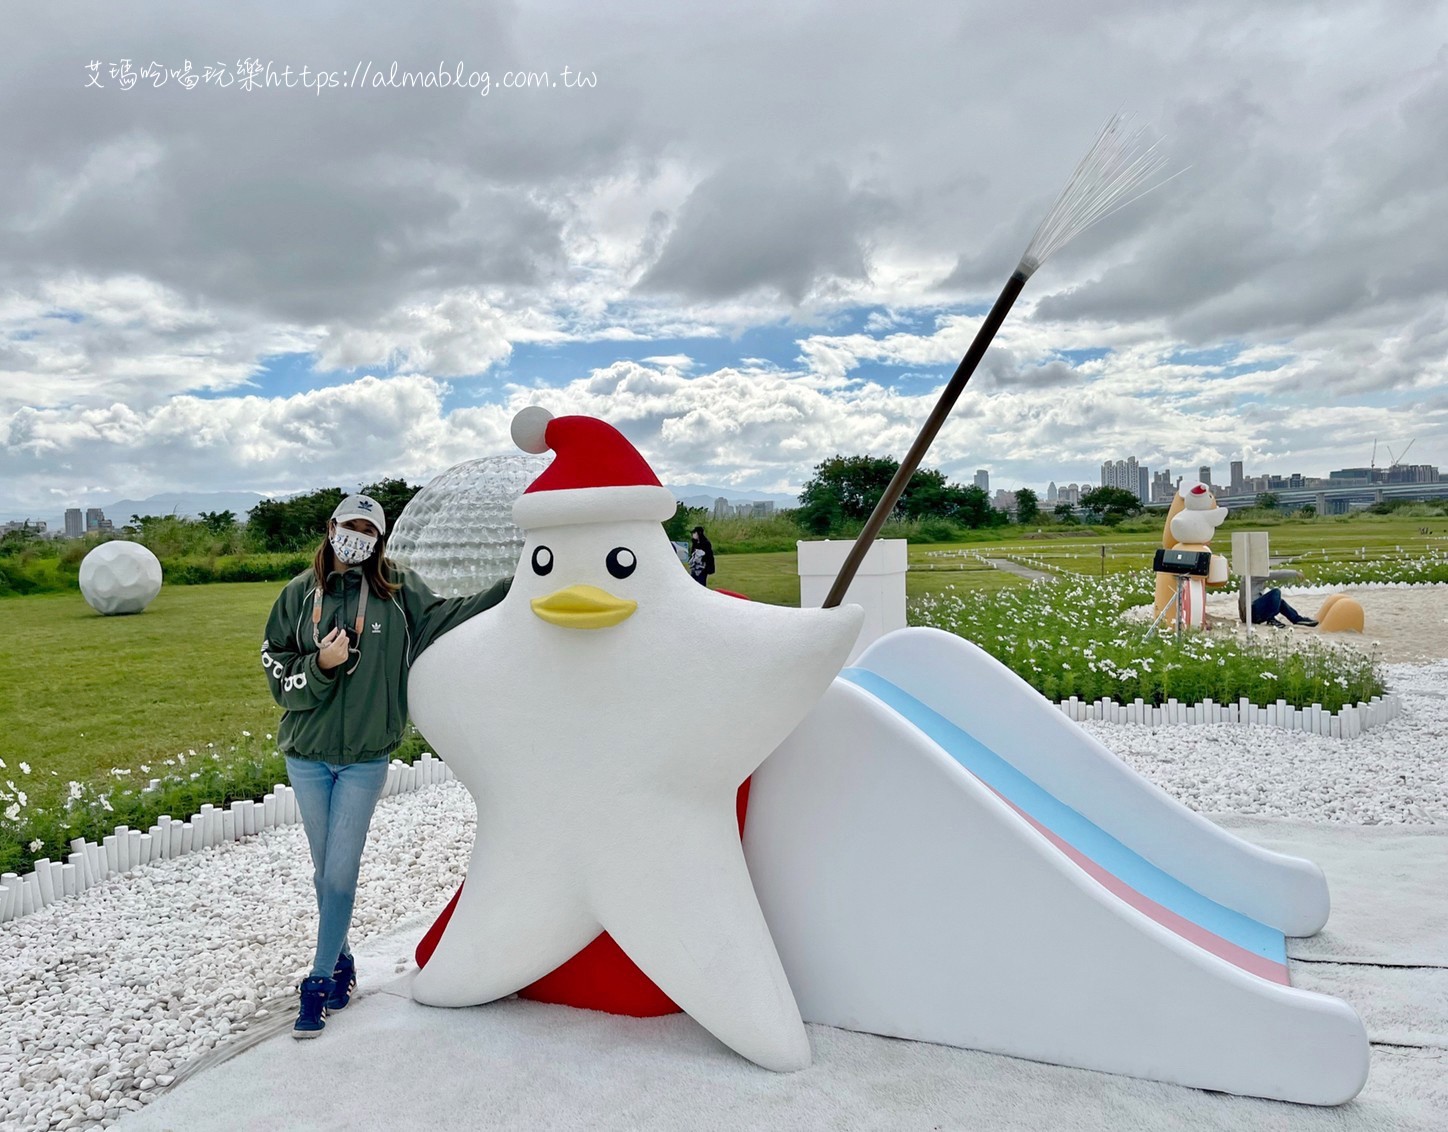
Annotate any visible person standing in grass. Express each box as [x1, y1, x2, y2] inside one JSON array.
[[687, 525, 715, 587], [260, 493, 511, 1038]]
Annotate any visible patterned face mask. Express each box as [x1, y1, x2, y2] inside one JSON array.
[[330, 526, 378, 565]]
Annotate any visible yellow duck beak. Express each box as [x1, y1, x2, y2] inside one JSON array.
[[531, 584, 638, 630]]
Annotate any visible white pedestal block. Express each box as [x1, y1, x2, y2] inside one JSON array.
[[0, 882, 13, 923], [67, 853, 87, 892], [168, 822, 182, 858], [62, 863, 77, 897], [71, 839, 94, 887], [127, 830, 142, 868], [263, 794, 276, 829], [797, 539, 908, 665], [223, 811, 236, 842], [180, 823, 193, 854], [34, 859, 55, 906]]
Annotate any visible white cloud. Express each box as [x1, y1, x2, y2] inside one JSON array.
[[1, 0, 1445, 512]]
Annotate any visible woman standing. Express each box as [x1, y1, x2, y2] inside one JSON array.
[[687, 525, 715, 587], [260, 493, 510, 1037]]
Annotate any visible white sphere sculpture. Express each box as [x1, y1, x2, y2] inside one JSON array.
[[388, 454, 551, 597], [79, 541, 163, 615]]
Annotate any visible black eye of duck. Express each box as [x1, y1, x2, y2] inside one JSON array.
[[531, 546, 554, 576], [606, 547, 636, 579]]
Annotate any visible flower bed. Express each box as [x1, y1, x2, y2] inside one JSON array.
[[1298, 545, 1448, 586], [909, 571, 1386, 715], [0, 728, 434, 878]]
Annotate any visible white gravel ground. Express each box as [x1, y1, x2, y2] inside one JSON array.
[[4, 661, 1446, 1131], [1084, 660, 1448, 826]]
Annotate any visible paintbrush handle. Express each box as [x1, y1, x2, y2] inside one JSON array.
[[821, 269, 1030, 609]]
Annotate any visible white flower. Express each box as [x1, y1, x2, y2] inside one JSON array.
[[14, 790, 25, 807], [28, 839, 42, 853], [18, 762, 28, 774], [100, 797, 113, 812], [139, 764, 150, 773], [0, 757, 5, 767], [67, 781, 83, 801], [111, 767, 131, 777], [3, 803, 18, 822], [241, 730, 251, 737]]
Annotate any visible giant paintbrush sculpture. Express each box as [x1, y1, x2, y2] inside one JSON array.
[[824, 114, 1177, 608]]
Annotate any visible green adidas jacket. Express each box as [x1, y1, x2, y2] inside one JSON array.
[[261, 564, 511, 765]]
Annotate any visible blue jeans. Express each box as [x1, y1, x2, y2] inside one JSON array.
[[1251, 589, 1305, 624], [286, 756, 390, 979]]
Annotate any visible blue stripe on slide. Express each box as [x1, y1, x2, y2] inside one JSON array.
[[841, 668, 1287, 966]]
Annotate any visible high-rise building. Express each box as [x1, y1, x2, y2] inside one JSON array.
[[1138, 465, 1149, 504], [1230, 460, 1244, 494], [713, 497, 731, 520], [1101, 457, 1144, 499], [64, 508, 83, 538], [1198, 465, 1212, 487], [974, 469, 989, 493], [1150, 469, 1174, 503], [85, 507, 105, 531], [1046, 481, 1058, 502]]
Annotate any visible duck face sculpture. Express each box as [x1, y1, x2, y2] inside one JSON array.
[[407, 408, 863, 1072]]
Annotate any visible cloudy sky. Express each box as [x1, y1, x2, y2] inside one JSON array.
[[3, 0, 1446, 520]]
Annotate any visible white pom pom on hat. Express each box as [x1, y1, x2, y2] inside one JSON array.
[[509, 406, 676, 530], [511, 405, 554, 454]]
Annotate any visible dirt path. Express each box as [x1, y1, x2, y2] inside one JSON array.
[[982, 558, 1057, 584]]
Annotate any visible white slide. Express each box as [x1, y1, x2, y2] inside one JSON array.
[[742, 627, 1370, 1105]]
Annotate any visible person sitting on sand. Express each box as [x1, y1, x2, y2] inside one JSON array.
[[1238, 568, 1319, 628]]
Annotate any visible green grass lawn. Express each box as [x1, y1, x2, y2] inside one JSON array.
[[0, 583, 284, 810]]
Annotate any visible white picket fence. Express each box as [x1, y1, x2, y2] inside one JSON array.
[[0, 752, 455, 926], [1057, 693, 1401, 738]]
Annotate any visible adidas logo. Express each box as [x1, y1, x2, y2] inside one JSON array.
[[370, 622, 382, 634]]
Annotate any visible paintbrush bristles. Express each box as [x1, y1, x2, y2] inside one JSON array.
[[1017, 114, 1175, 278]]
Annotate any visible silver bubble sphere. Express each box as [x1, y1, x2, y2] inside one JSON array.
[[388, 454, 551, 596]]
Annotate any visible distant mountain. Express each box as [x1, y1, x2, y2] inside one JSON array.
[[100, 491, 269, 523], [666, 484, 800, 510], [1, 491, 271, 531], [3, 484, 802, 532]]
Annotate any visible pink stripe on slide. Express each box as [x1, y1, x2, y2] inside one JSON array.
[[993, 791, 1290, 985]]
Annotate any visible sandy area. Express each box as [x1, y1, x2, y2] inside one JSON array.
[[1123, 585, 1448, 664]]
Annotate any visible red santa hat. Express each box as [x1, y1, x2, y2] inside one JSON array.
[[510, 406, 677, 530]]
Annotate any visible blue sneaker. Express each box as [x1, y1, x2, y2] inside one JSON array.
[[328, 952, 356, 1011], [293, 976, 332, 1039]]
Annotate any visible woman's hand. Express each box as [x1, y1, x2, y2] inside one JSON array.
[[318, 626, 350, 671]]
